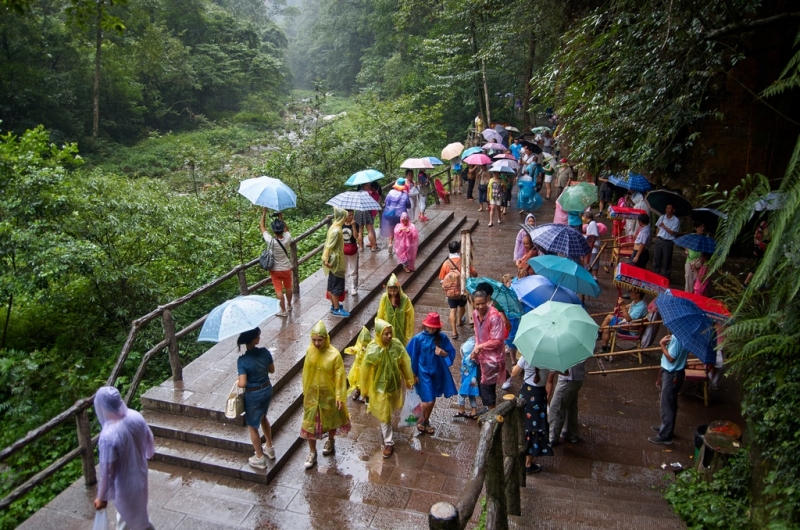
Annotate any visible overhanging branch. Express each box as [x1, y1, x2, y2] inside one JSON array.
[[705, 12, 800, 40]]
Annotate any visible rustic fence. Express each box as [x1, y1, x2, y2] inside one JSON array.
[[429, 396, 526, 530]]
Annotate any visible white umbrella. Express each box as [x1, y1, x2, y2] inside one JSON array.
[[198, 295, 281, 342], [326, 192, 381, 211], [441, 142, 465, 160], [400, 158, 434, 169]]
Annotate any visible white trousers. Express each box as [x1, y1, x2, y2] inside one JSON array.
[[380, 422, 393, 445], [345, 253, 359, 292], [408, 195, 419, 221]]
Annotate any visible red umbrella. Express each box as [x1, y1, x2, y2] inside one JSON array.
[[463, 153, 493, 165]]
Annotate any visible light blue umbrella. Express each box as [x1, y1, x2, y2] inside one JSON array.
[[198, 295, 280, 342], [345, 169, 384, 186], [510, 275, 581, 310], [238, 176, 297, 211], [462, 146, 483, 158], [425, 157, 444, 166], [528, 255, 601, 297]]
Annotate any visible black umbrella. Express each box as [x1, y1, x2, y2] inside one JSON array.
[[691, 208, 726, 235], [519, 140, 542, 154], [645, 189, 692, 217]]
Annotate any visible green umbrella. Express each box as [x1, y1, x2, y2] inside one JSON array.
[[513, 301, 599, 372], [557, 182, 597, 212]]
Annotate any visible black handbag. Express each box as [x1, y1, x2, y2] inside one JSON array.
[[259, 238, 275, 270]]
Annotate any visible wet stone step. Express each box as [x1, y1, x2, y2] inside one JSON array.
[[520, 488, 679, 519]]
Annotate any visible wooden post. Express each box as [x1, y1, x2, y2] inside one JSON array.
[[516, 403, 526, 488], [290, 240, 300, 295], [429, 501, 460, 530], [161, 309, 182, 382], [76, 410, 96, 486], [502, 396, 521, 516], [237, 269, 249, 295], [485, 417, 509, 530]]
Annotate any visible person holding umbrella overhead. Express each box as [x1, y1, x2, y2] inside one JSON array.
[[322, 207, 350, 318], [259, 209, 293, 316], [650, 333, 689, 445]]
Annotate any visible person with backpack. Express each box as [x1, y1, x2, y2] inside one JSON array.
[[260, 208, 293, 316], [438, 241, 477, 340]]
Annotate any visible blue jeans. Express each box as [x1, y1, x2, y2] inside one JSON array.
[[478, 184, 488, 204], [458, 394, 477, 408]]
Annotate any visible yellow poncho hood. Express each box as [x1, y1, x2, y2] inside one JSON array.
[[322, 207, 347, 276], [302, 320, 350, 435]]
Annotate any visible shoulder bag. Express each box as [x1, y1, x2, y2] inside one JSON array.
[[224, 380, 245, 419]]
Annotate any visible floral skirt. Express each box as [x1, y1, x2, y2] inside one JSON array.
[[519, 383, 552, 457]]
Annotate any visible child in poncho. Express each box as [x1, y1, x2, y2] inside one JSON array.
[[376, 274, 415, 346], [300, 321, 351, 470], [454, 337, 479, 419], [360, 318, 415, 458], [345, 326, 372, 402]]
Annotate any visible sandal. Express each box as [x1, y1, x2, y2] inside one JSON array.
[[403, 267, 411, 273], [425, 421, 435, 434], [451, 333, 459, 340], [417, 421, 426, 433], [465, 413, 478, 420], [453, 411, 469, 418]]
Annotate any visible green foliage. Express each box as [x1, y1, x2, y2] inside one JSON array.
[[664, 452, 752, 529]]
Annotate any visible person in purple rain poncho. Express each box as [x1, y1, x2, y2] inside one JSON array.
[[381, 178, 411, 249], [93, 386, 156, 530], [407, 312, 457, 434]]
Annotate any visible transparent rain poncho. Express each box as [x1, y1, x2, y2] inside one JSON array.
[[301, 321, 351, 437], [360, 319, 415, 424], [322, 207, 347, 278], [393, 212, 419, 271], [345, 326, 372, 393], [376, 274, 415, 346], [94, 386, 154, 530]]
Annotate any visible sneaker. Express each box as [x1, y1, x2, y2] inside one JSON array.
[[322, 438, 335, 456], [525, 463, 542, 474], [382, 444, 394, 459], [501, 380, 512, 390], [249, 454, 267, 469], [332, 307, 350, 318], [276, 311, 288, 317], [648, 436, 673, 445], [262, 444, 276, 460], [287, 305, 293, 312], [304, 451, 317, 469], [651, 426, 661, 433]]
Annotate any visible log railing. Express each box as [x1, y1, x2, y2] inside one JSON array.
[[0, 213, 334, 512], [429, 396, 526, 530]]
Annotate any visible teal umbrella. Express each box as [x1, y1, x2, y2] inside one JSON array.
[[513, 301, 599, 372], [556, 182, 597, 212], [528, 255, 601, 297], [466, 277, 524, 319], [345, 169, 384, 186]]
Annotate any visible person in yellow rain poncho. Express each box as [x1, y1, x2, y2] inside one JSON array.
[[322, 206, 349, 318], [360, 318, 415, 459], [300, 321, 351, 470], [344, 326, 372, 402], [376, 274, 415, 346]]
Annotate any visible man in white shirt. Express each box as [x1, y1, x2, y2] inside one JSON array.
[[631, 213, 651, 269], [652, 204, 680, 280]]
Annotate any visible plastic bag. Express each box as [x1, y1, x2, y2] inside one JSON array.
[[93, 509, 109, 530], [399, 387, 423, 427]]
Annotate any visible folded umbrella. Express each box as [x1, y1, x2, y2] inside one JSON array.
[[198, 295, 281, 342], [655, 292, 717, 363], [528, 223, 591, 258], [557, 182, 597, 212], [513, 301, 599, 373], [528, 255, 601, 298], [673, 234, 716, 255], [238, 176, 297, 211], [400, 158, 434, 169], [345, 169, 384, 186], [510, 275, 581, 309], [645, 189, 692, 217], [326, 191, 381, 211], [463, 153, 493, 166], [441, 142, 465, 160], [466, 277, 524, 319]]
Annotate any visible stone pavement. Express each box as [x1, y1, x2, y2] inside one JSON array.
[[21, 182, 743, 529]]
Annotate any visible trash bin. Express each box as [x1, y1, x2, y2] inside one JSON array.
[[696, 427, 741, 480]]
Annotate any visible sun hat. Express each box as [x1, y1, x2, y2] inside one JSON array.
[[421, 312, 443, 329]]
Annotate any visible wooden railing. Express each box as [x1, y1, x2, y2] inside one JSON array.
[[429, 396, 526, 530], [0, 213, 334, 511]]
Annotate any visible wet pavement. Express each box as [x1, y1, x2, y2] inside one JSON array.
[[21, 183, 742, 529]]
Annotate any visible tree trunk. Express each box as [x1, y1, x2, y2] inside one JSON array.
[[481, 58, 491, 125], [92, 0, 103, 138], [522, 30, 536, 130], [2, 294, 12, 349], [470, 21, 487, 128]]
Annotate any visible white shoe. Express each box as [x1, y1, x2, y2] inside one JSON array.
[[276, 311, 288, 317], [262, 444, 276, 460], [501, 380, 512, 390], [304, 451, 317, 469], [249, 454, 267, 469], [322, 438, 335, 456]]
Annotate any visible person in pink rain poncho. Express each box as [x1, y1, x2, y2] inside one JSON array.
[[93, 386, 156, 530], [393, 212, 419, 272], [470, 290, 507, 410]]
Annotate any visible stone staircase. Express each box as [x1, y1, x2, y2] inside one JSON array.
[[139, 210, 478, 485]]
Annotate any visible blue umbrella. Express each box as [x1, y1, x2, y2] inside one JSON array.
[[608, 174, 652, 193], [425, 157, 444, 166], [673, 234, 716, 255], [466, 277, 524, 319], [528, 255, 601, 297], [345, 169, 384, 186], [510, 275, 581, 310], [462, 146, 483, 158], [198, 295, 281, 342], [655, 292, 716, 363], [528, 223, 591, 258], [238, 176, 297, 211]]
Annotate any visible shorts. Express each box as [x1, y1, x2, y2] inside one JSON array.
[[588, 250, 600, 271], [490, 199, 503, 206], [479, 383, 497, 407], [270, 269, 292, 296], [327, 272, 345, 296], [447, 296, 467, 309], [600, 188, 613, 202], [544, 174, 553, 183]]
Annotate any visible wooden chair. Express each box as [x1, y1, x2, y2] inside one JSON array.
[[684, 360, 711, 407], [608, 308, 660, 365], [610, 234, 635, 269]]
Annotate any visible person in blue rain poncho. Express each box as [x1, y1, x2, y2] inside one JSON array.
[[406, 312, 457, 434], [454, 337, 480, 419]]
